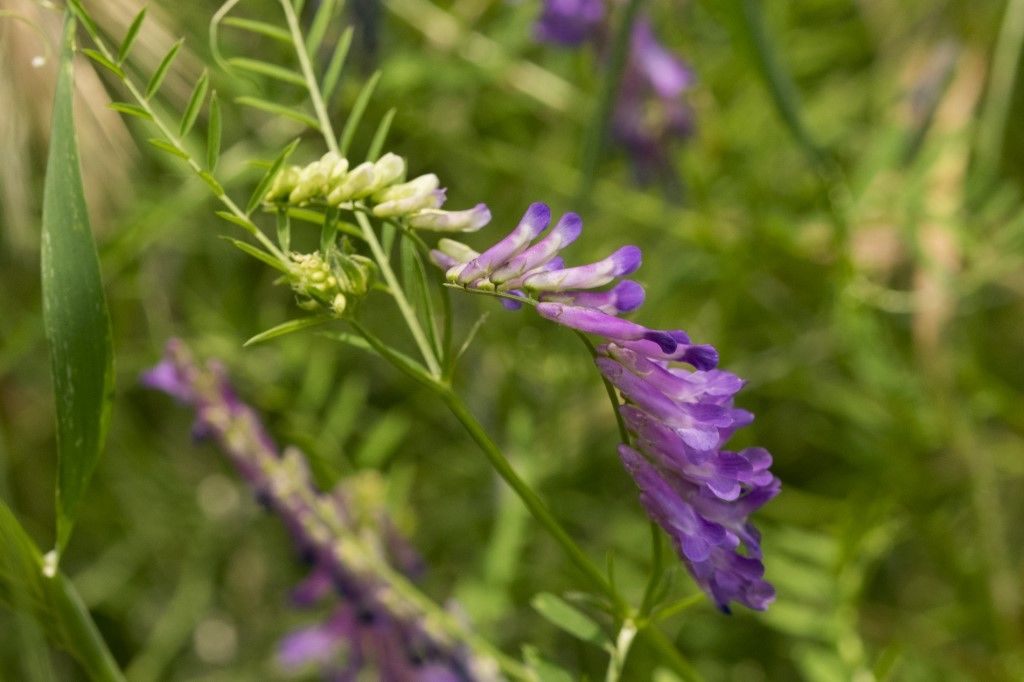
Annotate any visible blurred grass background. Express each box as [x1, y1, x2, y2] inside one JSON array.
[[2, 0, 1024, 679]]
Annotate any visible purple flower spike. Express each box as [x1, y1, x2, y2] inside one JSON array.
[[454, 203, 551, 284], [541, 280, 646, 314], [535, 0, 605, 46], [523, 245, 642, 293], [489, 212, 583, 284], [536, 302, 676, 352]]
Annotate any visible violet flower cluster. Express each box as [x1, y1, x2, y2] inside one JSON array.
[[142, 340, 496, 680], [535, 1, 695, 184], [433, 204, 778, 612]]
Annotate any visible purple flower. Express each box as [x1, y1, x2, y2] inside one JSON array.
[[433, 202, 777, 612], [613, 18, 696, 185], [143, 341, 496, 680], [535, 0, 605, 46]]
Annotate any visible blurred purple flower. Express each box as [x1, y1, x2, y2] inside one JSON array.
[[535, 0, 605, 46], [534, 1, 695, 186], [142, 341, 495, 680], [434, 203, 777, 612]]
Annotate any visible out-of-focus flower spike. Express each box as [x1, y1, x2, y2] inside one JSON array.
[[541, 280, 645, 314], [408, 204, 492, 232], [536, 302, 676, 352], [489, 212, 582, 284], [523, 245, 641, 292], [535, 0, 605, 46], [455, 202, 551, 284]]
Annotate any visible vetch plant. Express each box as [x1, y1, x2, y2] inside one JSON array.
[[3, 0, 777, 678]]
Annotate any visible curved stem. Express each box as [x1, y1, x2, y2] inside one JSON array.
[[354, 212, 442, 377], [278, 0, 339, 153]]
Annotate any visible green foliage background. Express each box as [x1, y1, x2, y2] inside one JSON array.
[[2, 0, 1024, 679]]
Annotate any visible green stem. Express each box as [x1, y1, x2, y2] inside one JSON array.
[[639, 522, 664, 616], [578, 0, 646, 203], [605, 619, 638, 682], [354, 212, 442, 377], [974, 0, 1024, 178], [732, 0, 828, 171], [49, 573, 126, 682], [277, 0, 339, 154], [439, 389, 627, 613]]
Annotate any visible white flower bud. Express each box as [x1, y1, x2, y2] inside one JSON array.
[[327, 161, 376, 205], [369, 153, 405, 191]]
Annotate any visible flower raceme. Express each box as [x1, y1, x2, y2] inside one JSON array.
[[434, 204, 779, 612], [265, 150, 492, 233], [142, 341, 497, 680]]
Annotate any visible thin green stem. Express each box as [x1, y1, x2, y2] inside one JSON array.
[[974, 0, 1024, 179], [354, 212, 442, 377], [575, 332, 630, 444], [439, 389, 627, 613], [277, 0, 339, 154], [49, 573, 126, 682], [577, 0, 645, 203], [639, 522, 664, 616], [646, 592, 704, 625], [643, 626, 702, 682], [605, 619, 638, 682]]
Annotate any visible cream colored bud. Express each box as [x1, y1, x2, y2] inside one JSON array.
[[370, 153, 405, 190], [327, 162, 375, 205], [264, 165, 301, 202], [373, 173, 439, 203]]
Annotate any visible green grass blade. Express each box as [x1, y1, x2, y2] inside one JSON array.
[[179, 71, 209, 136], [367, 107, 397, 161], [322, 26, 354, 102], [0, 501, 124, 681], [117, 7, 146, 63], [235, 96, 320, 130], [41, 16, 115, 554], [400, 235, 441, 359], [338, 70, 381, 156], [145, 38, 183, 99], [206, 91, 222, 170]]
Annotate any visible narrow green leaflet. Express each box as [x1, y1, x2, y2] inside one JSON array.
[[146, 38, 183, 99], [108, 102, 152, 121], [0, 501, 124, 681], [81, 48, 124, 78], [221, 17, 291, 43], [305, 0, 337, 57], [41, 16, 115, 554], [147, 137, 189, 160], [244, 316, 333, 347], [179, 70, 210, 136], [206, 91, 222, 170], [367, 107, 397, 161], [117, 7, 146, 63], [221, 237, 290, 273], [235, 95, 320, 130], [338, 70, 381, 155], [226, 57, 306, 87], [322, 26, 354, 102], [400, 236, 441, 359], [531, 593, 608, 648], [246, 137, 300, 214]]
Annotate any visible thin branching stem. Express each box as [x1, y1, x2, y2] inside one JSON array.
[[278, 0, 339, 154], [354, 212, 442, 377]]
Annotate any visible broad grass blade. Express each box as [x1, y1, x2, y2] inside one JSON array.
[[41, 16, 115, 554]]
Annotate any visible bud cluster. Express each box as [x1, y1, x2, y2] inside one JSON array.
[[289, 249, 376, 316], [265, 151, 492, 233]]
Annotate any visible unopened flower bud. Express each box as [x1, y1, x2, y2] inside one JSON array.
[[370, 153, 405, 191], [327, 162, 375, 205], [407, 204, 492, 232], [265, 165, 302, 202]]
